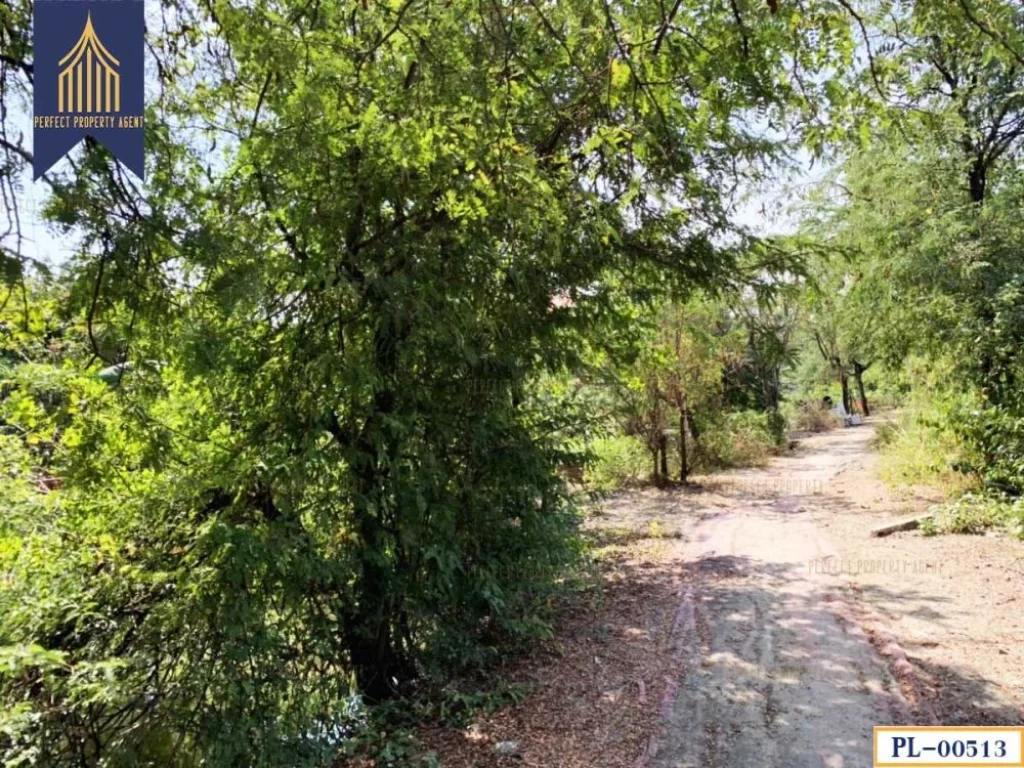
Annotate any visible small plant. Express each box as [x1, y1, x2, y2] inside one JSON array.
[[431, 683, 528, 727], [929, 492, 1024, 537]]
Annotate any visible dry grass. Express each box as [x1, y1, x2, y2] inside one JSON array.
[[790, 401, 841, 433], [416, 533, 689, 767]]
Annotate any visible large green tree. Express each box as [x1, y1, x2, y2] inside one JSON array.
[[0, 0, 862, 763]]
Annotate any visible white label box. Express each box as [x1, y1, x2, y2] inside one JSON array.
[[875, 727, 1024, 767]]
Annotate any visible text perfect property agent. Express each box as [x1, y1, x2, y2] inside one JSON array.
[[34, 115, 144, 129]]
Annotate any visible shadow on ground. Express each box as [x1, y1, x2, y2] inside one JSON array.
[[415, 542, 1021, 768], [414, 423, 1023, 767]]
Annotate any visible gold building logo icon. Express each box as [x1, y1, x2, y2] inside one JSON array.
[[58, 12, 120, 113]]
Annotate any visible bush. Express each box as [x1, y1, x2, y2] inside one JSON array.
[[726, 410, 780, 466], [693, 410, 780, 470], [790, 400, 839, 432], [584, 435, 650, 491], [875, 405, 980, 495], [929, 492, 1024, 538], [948, 405, 1024, 495]]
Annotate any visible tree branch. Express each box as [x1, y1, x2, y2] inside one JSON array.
[[955, 0, 1024, 67]]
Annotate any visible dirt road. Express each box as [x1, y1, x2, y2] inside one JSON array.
[[644, 426, 904, 768], [422, 420, 1023, 768]]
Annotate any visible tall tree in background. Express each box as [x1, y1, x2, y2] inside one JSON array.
[[733, 284, 799, 434]]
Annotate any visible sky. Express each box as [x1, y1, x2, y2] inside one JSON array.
[[11, 171, 74, 269]]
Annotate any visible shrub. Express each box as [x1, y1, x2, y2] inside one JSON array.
[[693, 410, 780, 470], [725, 410, 780, 466], [584, 435, 650, 491], [948, 405, 1024, 495], [930, 492, 1024, 538], [876, 406, 980, 495], [791, 400, 839, 432]]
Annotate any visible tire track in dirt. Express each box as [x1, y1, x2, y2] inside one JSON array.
[[643, 427, 915, 768]]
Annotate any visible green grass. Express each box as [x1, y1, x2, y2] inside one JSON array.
[[873, 410, 979, 497]]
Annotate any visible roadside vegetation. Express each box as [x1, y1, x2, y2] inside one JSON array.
[[582, 287, 798, 491], [1, 0, 1023, 765]]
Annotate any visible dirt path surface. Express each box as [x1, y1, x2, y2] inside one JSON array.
[[421, 419, 1024, 767], [630, 425, 907, 768], [806, 425, 1024, 728]]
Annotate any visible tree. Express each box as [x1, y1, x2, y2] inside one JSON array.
[[0, 0, 860, 763], [607, 295, 745, 485], [801, 260, 876, 416], [731, 283, 800, 436], [838, 0, 1024, 204], [798, 138, 1024, 492], [662, 299, 743, 483]]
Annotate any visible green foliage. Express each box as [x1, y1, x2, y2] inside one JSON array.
[[584, 435, 650, 492], [861, 376, 980, 497], [597, 293, 765, 485], [11, 0, 1024, 760], [831, 149, 1024, 495], [0, 0, 864, 762], [928, 493, 1024, 538], [693, 410, 780, 470], [792, 0, 1024, 502], [1, 281, 589, 763], [589, 266, 801, 488]]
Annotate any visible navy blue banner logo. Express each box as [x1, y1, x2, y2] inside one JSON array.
[[33, 0, 145, 179]]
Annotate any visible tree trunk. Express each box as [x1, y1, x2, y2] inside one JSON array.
[[969, 154, 987, 204], [347, 394, 410, 701], [349, 462, 404, 700], [344, 315, 412, 702], [679, 406, 689, 485], [658, 432, 668, 482], [840, 373, 852, 415], [853, 362, 870, 416]]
